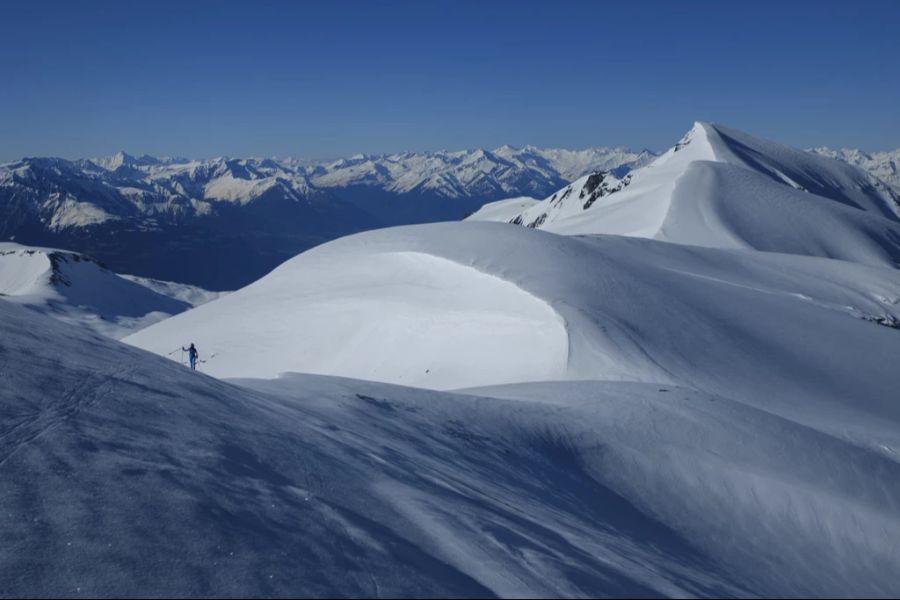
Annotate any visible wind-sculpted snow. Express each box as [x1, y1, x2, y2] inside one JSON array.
[[0, 242, 214, 338], [130, 235, 570, 388], [510, 122, 900, 266], [128, 222, 900, 446], [5, 300, 900, 596], [659, 160, 900, 265]]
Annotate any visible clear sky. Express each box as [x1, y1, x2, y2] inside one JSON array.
[[1, 0, 898, 160]]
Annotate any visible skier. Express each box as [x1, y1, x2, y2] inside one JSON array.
[[183, 343, 199, 370]]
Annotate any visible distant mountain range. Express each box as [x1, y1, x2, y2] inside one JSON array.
[[808, 147, 900, 191], [0, 146, 654, 289], [1, 141, 897, 289]]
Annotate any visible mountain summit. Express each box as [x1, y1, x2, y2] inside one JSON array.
[[510, 122, 900, 267]]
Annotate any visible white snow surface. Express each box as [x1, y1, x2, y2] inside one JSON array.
[[119, 273, 227, 307], [47, 197, 118, 229], [127, 221, 900, 443], [463, 196, 540, 222], [0, 243, 219, 338], [6, 300, 900, 596], [511, 122, 900, 267]]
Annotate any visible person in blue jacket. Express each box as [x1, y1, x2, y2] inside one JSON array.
[[183, 343, 199, 370]]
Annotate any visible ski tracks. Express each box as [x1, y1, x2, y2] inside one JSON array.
[[0, 359, 139, 469]]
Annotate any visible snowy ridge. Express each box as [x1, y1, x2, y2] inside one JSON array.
[[510, 122, 900, 267], [0, 242, 218, 338], [463, 196, 540, 222]]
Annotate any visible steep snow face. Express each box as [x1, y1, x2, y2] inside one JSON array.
[[0, 243, 217, 338], [463, 196, 540, 222], [5, 282, 900, 597], [127, 222, 900, 443], [707, 124, 900, 219], [811, 146, 900, 192], [514, 123, 719, 236], [511, 123, 900, 267]]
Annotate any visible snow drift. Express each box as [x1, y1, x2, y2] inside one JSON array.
[[127, 222, 900, 445], [0, 242, 219, 338], [6, 300, 900, 596]]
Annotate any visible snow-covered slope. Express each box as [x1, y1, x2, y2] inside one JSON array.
[[511, 122, 900, 267], [811, 146, 900, 192], [127, 222, 900, 439], [118, 273, 225, 307], [0, 243, 218, 338], [463, 196, 540, 222], [6, 299, 900, 596]]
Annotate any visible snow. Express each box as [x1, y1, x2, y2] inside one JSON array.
[[130, 242, 569, 388], [3, 144, 652, 288], [127, 220, 900, 447], [495, 145, 656, 181], [46, 197, 117, 230], [0, 243, 219, 338], [203, 173, 279, 204], [509, 122, 900, 266], [119, 274, 227, 306], [464, 196, 540, 222], [5, 300, 900, 596], [8, 122, 900, 596]]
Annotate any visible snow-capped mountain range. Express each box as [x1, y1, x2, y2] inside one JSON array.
[[809, 146, 900, 191], [302, 145, 655, 197], [1, 139, 897, 291], [0, 146, 654, 288]]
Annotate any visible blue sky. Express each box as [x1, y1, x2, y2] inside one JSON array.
[[1, 0, 898, 160]]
